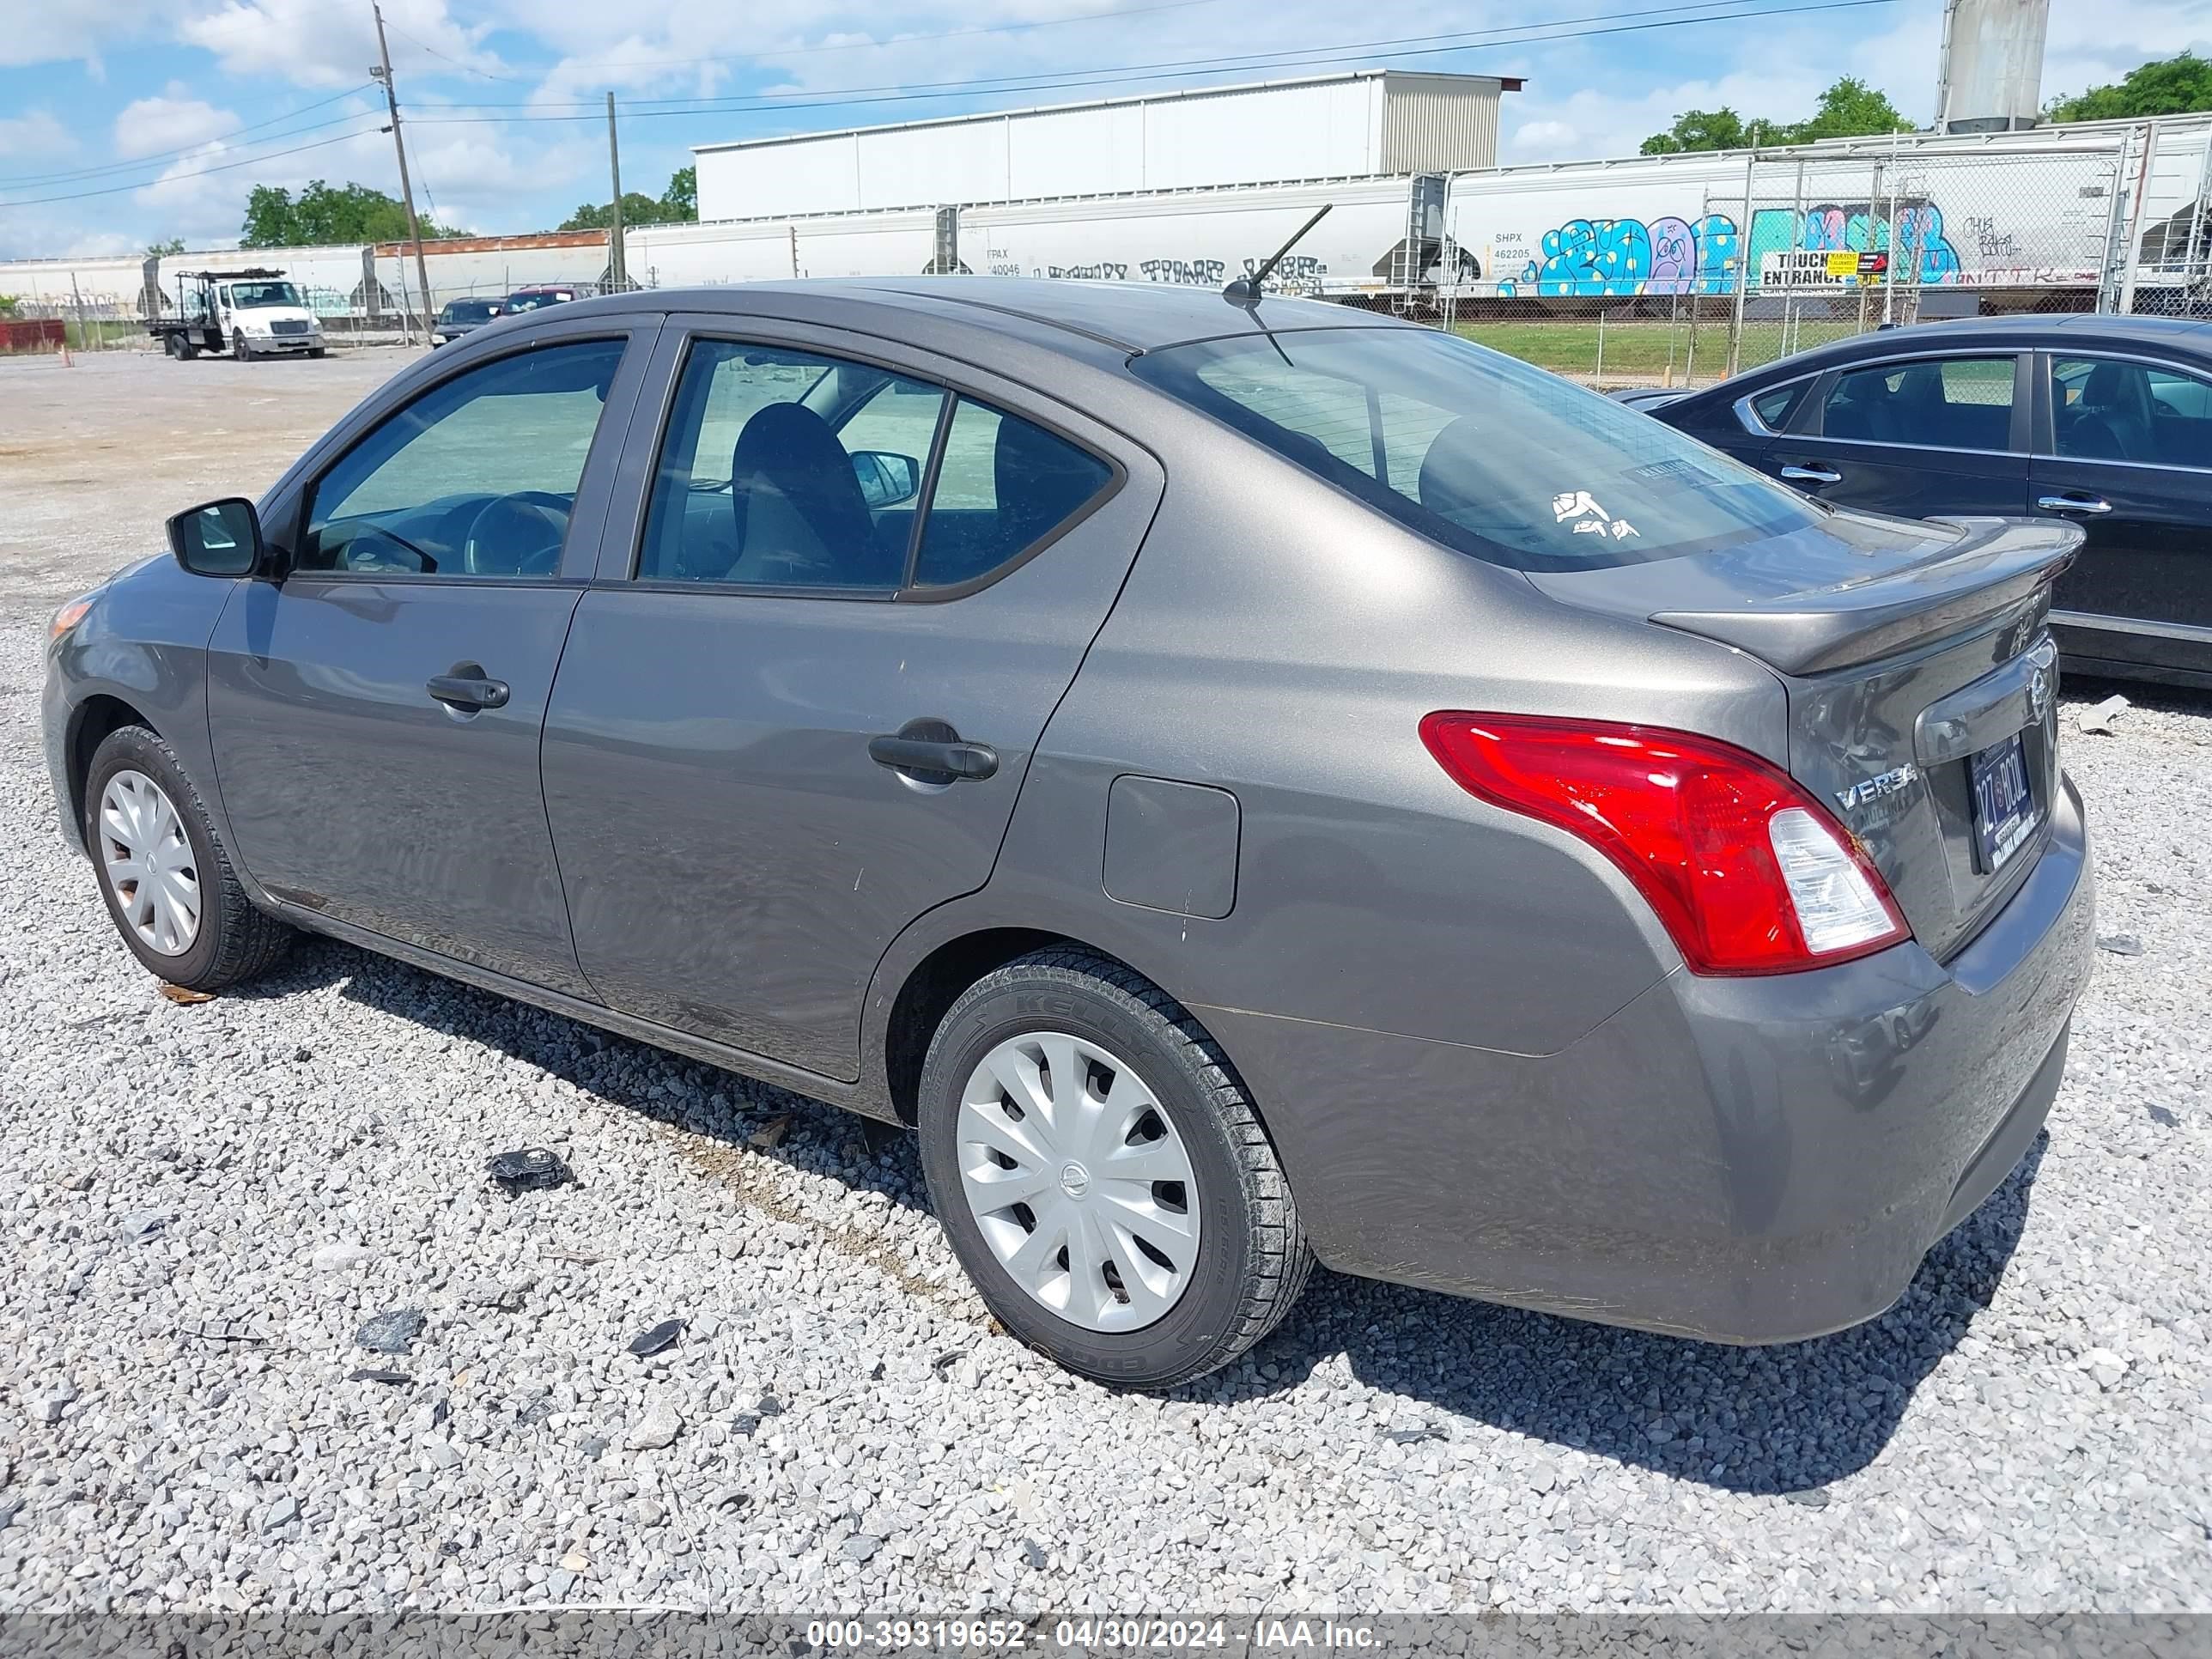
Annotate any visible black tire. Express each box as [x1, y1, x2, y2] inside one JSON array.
[[917, 947, 1312, 1389], [308, 346, 327, 359], [176, 335, 198, 361], [82, 726, 293, 993], [163, 331, 181, 360], [232, 331, 250, 362]]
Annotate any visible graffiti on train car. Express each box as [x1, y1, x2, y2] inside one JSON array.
[[1492, 198, 1966, 296]]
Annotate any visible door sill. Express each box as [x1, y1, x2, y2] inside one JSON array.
[[266, 902, 888, 1121]]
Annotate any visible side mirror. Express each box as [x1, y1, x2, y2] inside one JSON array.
[[167, 497, 265, 577], [850, 450, 921, 510]]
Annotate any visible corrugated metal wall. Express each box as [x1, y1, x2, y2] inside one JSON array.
[[695, 71, 1510, 222], [1381, 74, 1502, 173]]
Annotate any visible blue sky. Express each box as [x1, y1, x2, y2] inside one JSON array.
[[2, 0, 2206, 258]]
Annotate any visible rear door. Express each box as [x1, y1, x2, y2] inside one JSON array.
[[1767, 351, 2032, 519], [540, 318, 1163, 1081], [2032, 349, 2212, 681]]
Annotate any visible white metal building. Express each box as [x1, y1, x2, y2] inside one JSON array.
[[691, 71, 1519, 221]]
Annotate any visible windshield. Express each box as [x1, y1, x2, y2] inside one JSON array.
[[504, 290, 572, 312], [228, 282, 305, 309], [1131, 326, 1821, 572], [441, 300, 500, 322]]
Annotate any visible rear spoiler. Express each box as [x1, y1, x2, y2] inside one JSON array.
[[1649, 518, 2081, 675]]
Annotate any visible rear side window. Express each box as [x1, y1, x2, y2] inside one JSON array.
[[1820, 356, 2016, 450], [638, 342, 945, 589], [1132, 326, 1816, 571], [912, 398, 1115, 588], [1748, 380, 1811, 432]]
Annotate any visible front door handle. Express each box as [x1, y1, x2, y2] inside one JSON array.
[[869, 725, 998, 783], [2037, 493, 2112, 515], [426, 671, 510, 710], [1779, 464, 1844, 486]]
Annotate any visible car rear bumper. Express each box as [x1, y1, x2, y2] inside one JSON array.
[[1196, 769, 2095, 1344]]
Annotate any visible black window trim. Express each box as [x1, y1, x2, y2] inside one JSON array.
[[2031, 346, 2212, 474], [290, 329, 640, 586], [627, 323, 1127, 605], [1800, 349, 2032, 457]]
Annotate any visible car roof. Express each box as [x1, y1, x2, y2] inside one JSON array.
[[1727, 312, 2212, 382], [551, 276, 1408, 357]]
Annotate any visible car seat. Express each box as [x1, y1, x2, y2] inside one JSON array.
[[728, 403, 891, 586]]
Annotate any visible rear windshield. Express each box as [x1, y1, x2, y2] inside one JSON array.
[[442, 300, 499, 322], [1131, 326, 1820, 571]]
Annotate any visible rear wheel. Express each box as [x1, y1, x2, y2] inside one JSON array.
[[175, 333, 198, 361], [83, 726, 292, 992], [916, 948, 1311, 1389]]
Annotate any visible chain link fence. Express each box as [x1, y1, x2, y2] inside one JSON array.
[[1436, 131, 2173, 387]]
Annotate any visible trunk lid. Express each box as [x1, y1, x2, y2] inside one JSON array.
[[1529, 511, 2081, 960]]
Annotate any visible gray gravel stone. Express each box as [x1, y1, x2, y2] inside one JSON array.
[[629, 1400, 684, 1451], [0, 355, 2209, 1618]]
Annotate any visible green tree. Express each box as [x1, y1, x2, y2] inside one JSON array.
[[0, 295, 21, 317], [1639, 106, 1749, 155], [1778, 76, 1913, 143], [240, 180, 461, 247], [146, 236, 185, 257], [1639, 76, 1912, 154], [660, 165, 696, 220], [558, 191, 680, 231], [2046, 52, 2212, 122]]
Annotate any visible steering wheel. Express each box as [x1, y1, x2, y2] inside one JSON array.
[[461, 490, 572, 577]]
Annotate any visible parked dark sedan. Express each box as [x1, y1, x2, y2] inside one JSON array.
[[1648, 314, 2212, 689], [432, 297, 503, 345], [45, 281, 2093, 1387]]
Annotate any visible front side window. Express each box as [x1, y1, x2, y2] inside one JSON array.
[[2051, 355, 2212, 465], [302, 338, 626, 578], [1132, 326, 1816, 571], [1820, 356, 2016, 450]]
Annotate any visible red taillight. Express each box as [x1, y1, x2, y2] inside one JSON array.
[[1419, 712, 1911, 975]]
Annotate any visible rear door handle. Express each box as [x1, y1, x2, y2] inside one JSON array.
[[426, 672, 510, 710], [2037, 493, 2112, 514], [1779, 464, 1843, 485], [869, 732, 998, 782]]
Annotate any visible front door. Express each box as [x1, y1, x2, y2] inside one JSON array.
[[2033, 350, 2212, 679], [206, 333, 642, 994], [541, 325, 1160, 1080], [1768, 352, 2031, 519]]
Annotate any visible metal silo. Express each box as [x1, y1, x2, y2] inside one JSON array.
[[1935, 0, 2051, 133]]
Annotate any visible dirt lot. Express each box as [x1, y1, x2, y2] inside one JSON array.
[[2, 349, 2209, 1622]]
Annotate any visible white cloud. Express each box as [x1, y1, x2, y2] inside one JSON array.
[[114, 85, 241, 158], [179, 0, 507, 90], [0, 111, 77, 160], [1510, 118, 1578, 158], [0, 0, 172, 69]]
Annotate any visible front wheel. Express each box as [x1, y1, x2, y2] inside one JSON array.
[[916, 948, 1312, 1389], [83, 726, 293, 992], [232, 331, 251, 362], [308, 346, 327, 359]]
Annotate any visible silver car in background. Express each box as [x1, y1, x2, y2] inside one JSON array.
[[45, 282, 2094, 1387]]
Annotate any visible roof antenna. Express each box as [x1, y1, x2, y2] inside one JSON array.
[[1224, 204, 1332, 309]]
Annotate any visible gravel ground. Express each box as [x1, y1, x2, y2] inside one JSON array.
[[1, 350, 2209, 1618]]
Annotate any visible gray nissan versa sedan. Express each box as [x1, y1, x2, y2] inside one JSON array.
[[44, 279, 2096, 1387]]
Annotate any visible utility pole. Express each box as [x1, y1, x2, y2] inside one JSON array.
[[371, 3, 434, 346], [605, 92, 628, 291]]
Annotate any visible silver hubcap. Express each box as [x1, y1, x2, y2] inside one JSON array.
[[98, 769, 200, 957], [957, 1031, 1200, 1332]]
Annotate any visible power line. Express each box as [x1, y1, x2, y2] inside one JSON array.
[[0, 85, 379, 188], [410, 0, 1894, 127], [388, 0, 1246, 88], [428, 0, 1788, 114], [0, 129, 382, 210]]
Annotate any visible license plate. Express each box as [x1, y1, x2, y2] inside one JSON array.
[[1970, 732, 2038, 872]]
